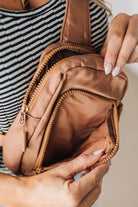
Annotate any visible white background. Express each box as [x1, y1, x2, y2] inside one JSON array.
[[97, 0, 138, 207], [108, 0, 138, 76]]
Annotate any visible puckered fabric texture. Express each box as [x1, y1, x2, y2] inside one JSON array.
[[0, 0, 109, 173]]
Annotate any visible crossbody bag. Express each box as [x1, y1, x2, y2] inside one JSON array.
[[0, 0, 128, 176]]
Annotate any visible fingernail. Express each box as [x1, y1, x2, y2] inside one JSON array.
[[105, 63, 112, 75], [93, 149, 105, 156], [112, 65, 121, 77]]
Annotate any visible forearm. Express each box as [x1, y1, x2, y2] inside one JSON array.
[[0, 172, 24, 207], [0, 152, 109, 207]]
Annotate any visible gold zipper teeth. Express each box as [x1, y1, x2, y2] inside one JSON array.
[[23, 45, 103, 110], [19, 44, 120, 173], [37, 113, 56, 168], [23, 45, 93, 108], [27, 52, 102, 111], [27, 57, 69, 108], [95, 144, 119, 166], [34, 89, 119, 171], [34, 91, 65, 169]]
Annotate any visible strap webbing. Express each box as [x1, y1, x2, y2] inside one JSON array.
[[60, 0, 91, 46]]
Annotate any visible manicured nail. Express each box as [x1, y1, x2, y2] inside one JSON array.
[[112, 65, 121, 77], [93, 149, 105, 156], [105, 63, 112, 75]]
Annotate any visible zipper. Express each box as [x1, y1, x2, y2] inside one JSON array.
[[20, 51, 102, 115], [19, 105, 29, 152], [23, 45, 94, 108], [33, 89, 119, 173], [18, 44, 100, 151]]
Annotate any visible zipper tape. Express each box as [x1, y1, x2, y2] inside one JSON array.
[[34, 89, 119, 172]]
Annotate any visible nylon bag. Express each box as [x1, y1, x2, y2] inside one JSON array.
[[2, 0, 128, 176]]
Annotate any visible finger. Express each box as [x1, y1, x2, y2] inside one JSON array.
[[128, 43, 138, 63], [80, 159, 112, 178], [57, 149, 105, 178], [79, 179, 103, 207], [80, 168, 91, 178], [112, 14, 138, 76], [70, 163, 109, 198], [103, 14, 130, 75]]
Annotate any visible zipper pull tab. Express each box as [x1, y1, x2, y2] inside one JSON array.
[[19, 105, 28, 152], [19, 105, 28, 125]]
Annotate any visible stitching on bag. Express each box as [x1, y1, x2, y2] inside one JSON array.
[[29, 71, 61, 118], [42, 57, 82, 92], [66, 66, 104, 82], [62, 0, 90, 45], [55, 92, 112, 118], [81, 66, 127, 81], [120, 78, 128, 100], [26, 113, 41, 120]]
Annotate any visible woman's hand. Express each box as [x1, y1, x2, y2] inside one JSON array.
[[20, 150, 109, 207], [100, 13, 138, 76]]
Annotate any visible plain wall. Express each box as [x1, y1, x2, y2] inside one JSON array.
[[97, 0, 138, 207]]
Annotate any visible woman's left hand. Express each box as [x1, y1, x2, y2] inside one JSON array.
[[100, 13, 138, 76]]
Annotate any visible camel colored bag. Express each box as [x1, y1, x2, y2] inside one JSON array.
[[1, 0, 128, 176]]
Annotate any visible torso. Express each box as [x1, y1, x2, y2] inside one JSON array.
[[0, 0, 109, 173], [0, 0, 51, 10]]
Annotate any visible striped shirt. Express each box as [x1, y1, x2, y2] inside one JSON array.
[[0, 0, 109, 173]]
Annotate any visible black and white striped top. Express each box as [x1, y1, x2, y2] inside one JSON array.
[[0, 0, 109, 173]]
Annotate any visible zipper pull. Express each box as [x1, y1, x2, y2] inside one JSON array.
[[19, 105, 28, 125], [19, 105, 28, 152]]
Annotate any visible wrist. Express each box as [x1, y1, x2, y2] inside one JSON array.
[[15, 176, 28, 207], [0, 173, 28, 207], [17, 175, 39, 207]]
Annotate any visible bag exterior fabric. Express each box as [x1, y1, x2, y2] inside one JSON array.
[[2, 0, 128, 176]]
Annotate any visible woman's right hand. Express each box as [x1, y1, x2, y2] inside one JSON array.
[[19, 150, 109, 207]]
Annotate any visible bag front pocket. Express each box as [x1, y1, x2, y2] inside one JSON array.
[[32, 89, 119, 174]]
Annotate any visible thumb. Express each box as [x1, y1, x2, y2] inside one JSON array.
[[58, 149, 105, 178]]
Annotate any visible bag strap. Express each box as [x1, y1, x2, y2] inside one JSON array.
[[21, 0, 30, 10], [60, 0, 91, 46]]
